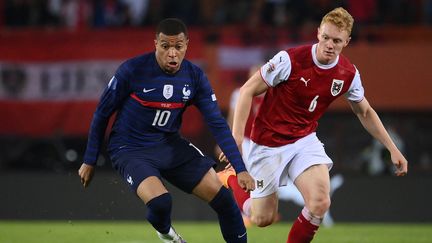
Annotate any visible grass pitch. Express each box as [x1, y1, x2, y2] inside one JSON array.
[[1, 220, 431, 243]]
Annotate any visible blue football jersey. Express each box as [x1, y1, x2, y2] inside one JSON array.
[[84, 52, 246, 173]]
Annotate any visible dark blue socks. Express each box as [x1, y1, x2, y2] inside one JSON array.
[[209, 186, 247, 243], [146, 193, 172, 234], [146, 188, 247, 242]]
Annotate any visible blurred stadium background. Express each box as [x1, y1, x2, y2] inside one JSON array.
[[0, 0, 431, 230]]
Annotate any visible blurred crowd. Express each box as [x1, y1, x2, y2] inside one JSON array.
[[1, 1, 431, 174], [3, 0, 432, 30]]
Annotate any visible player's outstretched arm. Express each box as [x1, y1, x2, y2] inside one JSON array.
[[232, 71, 267, 142], [349, 98, 408, 176], [78, 163, 95, 188]]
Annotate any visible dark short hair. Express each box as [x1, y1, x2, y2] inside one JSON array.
[[156, 18, 188, 38]]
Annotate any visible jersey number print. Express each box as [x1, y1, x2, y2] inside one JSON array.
[[308, 95, 319, 112], [152, 110, 171, 126]]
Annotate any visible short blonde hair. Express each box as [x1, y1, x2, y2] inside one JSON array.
[[321, 7, 354, 36]]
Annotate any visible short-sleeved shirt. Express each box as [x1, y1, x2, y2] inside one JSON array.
[[252, 44, 364, 147]]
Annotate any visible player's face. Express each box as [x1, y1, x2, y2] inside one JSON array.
[[316, 22, 350, 65], [155, 33, 188, 74]]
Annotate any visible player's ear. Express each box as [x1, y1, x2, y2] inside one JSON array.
[[344, 36, 351, 47], [154, 33, 160, 48]]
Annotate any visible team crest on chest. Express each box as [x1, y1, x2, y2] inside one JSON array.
[[330, 79, 344, 96], [163, 84, 173, 99], [182, 84, 191, 101]]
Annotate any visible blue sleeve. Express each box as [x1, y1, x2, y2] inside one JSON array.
[[193, 72, 247, 173], [83, 62, 131, 165]]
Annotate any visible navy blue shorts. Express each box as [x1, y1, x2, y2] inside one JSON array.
[[109, 135, 215, 194]]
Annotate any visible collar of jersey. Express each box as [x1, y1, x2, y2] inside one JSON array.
[[311, 44, 339, 70]]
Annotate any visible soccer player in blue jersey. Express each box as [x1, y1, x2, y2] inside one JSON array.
[[78, 18, 255, 243]]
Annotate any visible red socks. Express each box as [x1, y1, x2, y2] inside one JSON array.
[[287, 208, 320, 243], [227, 175, 251, 213]]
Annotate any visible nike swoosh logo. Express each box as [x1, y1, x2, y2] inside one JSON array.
[[237, 232, 247, 238], [143, 88, 156, 93]]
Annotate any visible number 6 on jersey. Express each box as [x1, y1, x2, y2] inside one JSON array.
[[308, 95, 319, 112]]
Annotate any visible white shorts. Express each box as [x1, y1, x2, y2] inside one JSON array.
[[245, 132, 333, 199]]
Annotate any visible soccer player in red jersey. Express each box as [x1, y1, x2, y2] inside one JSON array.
[[218, 7, 408, 243]]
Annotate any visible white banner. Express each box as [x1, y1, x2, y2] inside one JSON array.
[[218, 46, 265, 69]]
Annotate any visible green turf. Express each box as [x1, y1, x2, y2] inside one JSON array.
[[0, 221, 431, 243]]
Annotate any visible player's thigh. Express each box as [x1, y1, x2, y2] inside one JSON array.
[[162, 155, 215, 195], [294, 164, 330, 204], [247, 143, 294, 199], [251, 192, 279, 219], [110, 149, 165, 196], [192, 168, 223, 202], [289, 133, 332, 203], [137, 176, 169, 204]]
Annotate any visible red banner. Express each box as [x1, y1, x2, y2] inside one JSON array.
[[2, 29, 431, 137], [0, 30, 207, 137]]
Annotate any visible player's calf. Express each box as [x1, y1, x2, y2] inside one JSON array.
[[146, 193, 186, 242], [218, 167, 251, 216], [209, 186, 247, 243], [287, 207, 323, 243]]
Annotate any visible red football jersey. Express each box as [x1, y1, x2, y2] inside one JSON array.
[[251, 44, 364, 147]]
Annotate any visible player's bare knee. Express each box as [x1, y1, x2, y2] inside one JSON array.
[[251, 214, 274, 227], [308, 196, 331, 217]]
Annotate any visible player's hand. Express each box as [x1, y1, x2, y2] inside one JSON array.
[[78, 163, 95, 188], [390, 150, 408, 176], [237, 171, 255, 192]]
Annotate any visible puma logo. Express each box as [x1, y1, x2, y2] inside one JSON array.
[[300, 77, 310, 87]]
